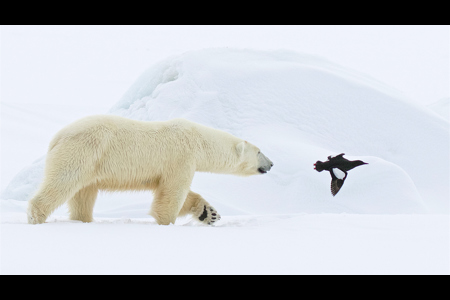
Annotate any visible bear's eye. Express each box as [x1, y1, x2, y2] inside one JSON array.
[[258, 151, 260, 154]]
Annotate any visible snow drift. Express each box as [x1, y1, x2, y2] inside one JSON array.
[[427, 97, 449, 121], [2, 48, 448, 215]]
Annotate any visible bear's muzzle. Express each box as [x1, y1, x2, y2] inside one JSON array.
[[258, 162, 273, 174]]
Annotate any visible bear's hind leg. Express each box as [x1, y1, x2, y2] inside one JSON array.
[[27, 180, 81, 224], [178, 190, 221, 225], [68, 184, 98, 222]]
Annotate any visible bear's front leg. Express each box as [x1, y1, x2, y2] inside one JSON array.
[[149, 175, 194, 225], [150, 192, 185, 225], [179, 190, 221, 225]]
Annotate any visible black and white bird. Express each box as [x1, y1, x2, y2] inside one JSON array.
[[314, 153, 367, 196]]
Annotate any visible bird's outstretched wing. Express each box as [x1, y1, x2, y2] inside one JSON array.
[[330, 168, 347, 196], [331, 178, 344, 196]]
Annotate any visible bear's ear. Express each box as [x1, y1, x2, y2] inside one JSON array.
[[236, 141, 246, 158]]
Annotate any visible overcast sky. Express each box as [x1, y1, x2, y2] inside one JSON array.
[[1, 25, 449, 108]]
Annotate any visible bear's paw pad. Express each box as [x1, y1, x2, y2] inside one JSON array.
[[198, 205, 221, 225]]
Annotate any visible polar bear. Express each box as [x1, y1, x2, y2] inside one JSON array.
[[27, 115, 273, 225]]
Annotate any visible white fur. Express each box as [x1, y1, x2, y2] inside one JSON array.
[[27, 115, 272, 225]]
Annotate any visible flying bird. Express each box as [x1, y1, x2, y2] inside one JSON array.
[[314, 153, 367, 196]]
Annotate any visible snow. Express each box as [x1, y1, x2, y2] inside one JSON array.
[[1, 207, 448, 275], [427, 97, 450, 121], [1, 26, 449, 275]]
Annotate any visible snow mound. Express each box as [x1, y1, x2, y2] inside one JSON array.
[[1, 157, 45, 202], [427, 97, 450, 121], [2, 48, 448, 214]]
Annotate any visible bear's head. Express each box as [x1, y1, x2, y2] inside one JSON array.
[[235, 141, 273, 176]]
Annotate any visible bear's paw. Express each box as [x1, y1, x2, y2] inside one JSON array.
[[197, 205, 221, 225], [27, 205, 47, 224]]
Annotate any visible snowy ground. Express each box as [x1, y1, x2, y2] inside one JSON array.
[[1, 202, 448, 275], [1, 26, 449, 274]]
